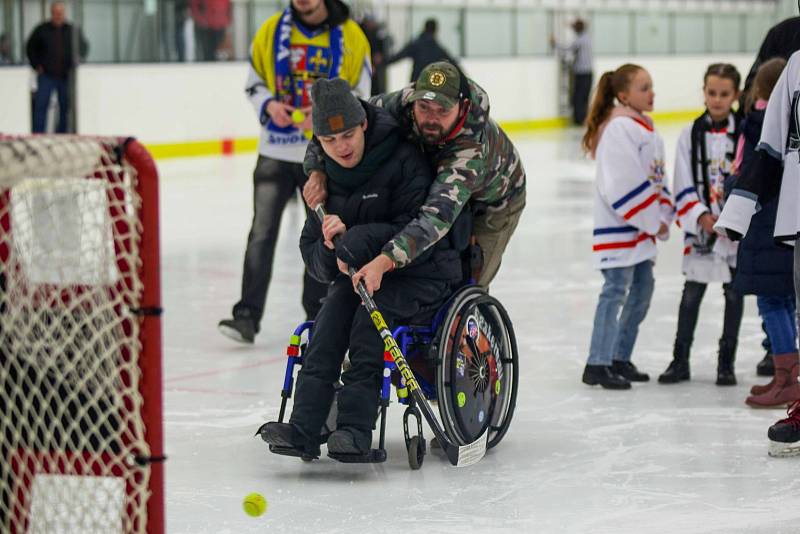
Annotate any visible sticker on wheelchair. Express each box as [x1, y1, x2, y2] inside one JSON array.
[[455, 432, 489, 467], [455, 352, 466, 377]]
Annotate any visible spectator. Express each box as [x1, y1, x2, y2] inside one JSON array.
[[385, 19, 460, 83], [551, 19, 594, 126], [174, 0, 192, 62], [359, 14, 392, 96], [0, 33, 12, 65], [190, 0, 231, 61], [26, 1, 88, 133]]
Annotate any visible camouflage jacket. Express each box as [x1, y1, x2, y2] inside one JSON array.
[[303, 80, 526, 267]]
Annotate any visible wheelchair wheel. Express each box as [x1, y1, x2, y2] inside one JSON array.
[[407, 435, 425, 470], [435, 286, 518, 450]]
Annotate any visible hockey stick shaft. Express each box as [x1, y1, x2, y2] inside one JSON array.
[[314, 205, 487, 467]]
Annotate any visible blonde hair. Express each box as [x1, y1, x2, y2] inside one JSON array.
[[582, 64, 643, 154]]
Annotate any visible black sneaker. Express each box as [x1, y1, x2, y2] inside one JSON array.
[[327, 427, 372, 455], [581, 365, 631, 390], [612, 361, 650, 382], [757, 353, 775, 377], [218, 317, 256, 344]]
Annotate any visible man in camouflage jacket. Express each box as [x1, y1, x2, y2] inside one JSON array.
[[303, 61, 526, 291]]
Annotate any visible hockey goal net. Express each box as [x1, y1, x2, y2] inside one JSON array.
[[0, 135, 163, 534]]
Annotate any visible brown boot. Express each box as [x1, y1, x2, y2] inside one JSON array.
[[746, 353, 800, 408], [750, 376, 775, 396]]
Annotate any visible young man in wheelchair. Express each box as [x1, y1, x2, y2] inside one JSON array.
[[261, 78, 464, 459]]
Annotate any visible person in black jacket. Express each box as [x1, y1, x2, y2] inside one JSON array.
[[386, 19, 460, 83], [721, 58, 800, 409], [26, 1, 88, 133], [260, 78, 463, 459]]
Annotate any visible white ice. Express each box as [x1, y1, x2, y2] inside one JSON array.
[[160, 126, 800, 534]]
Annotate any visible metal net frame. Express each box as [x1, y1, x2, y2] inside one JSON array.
[[0, 135, 163, 534]]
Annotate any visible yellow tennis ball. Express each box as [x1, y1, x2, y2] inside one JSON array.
[[242, 493, 267, 517], [291, 109, 306, 123]]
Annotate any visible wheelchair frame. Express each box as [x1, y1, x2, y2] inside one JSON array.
[[270, 284, 518, 469]]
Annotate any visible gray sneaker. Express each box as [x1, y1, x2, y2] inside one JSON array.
[[218, 317, 256, 344]]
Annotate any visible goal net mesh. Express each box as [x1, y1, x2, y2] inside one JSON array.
[[0, 136, 159, 533]]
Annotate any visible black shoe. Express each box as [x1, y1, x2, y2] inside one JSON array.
[[218, 317, 256, 344], [716, 340, 737, 386], [260, 422, 319, 458], [582, 365, 631, 390], [327, 427, 372, 455], [612, 361, 650, 382], [716, 367, 737, 386], [757, 353, 775, 377], [658, 359, 690, 384]]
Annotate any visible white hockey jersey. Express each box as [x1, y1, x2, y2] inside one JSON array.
[[592, 113, 673, 270], [672, 113, 739, 283], [716, 50, 800, 246]]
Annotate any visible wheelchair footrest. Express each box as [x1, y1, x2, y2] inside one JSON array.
[[269, 444, 319, 461], [328, 449, 387, 464]]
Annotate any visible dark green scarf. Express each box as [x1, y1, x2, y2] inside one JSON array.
[[324, 132, 401, 190]]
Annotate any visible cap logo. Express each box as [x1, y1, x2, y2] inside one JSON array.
[[328, 115, 345, 131], [423, 92, 436, 100], [429, 71, 447, 87]]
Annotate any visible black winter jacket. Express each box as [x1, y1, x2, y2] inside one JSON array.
[[732, 109, 795, 297], [26, 22, 88, 79], [386, 32, 460, 82], [300, 102, 464, 286]]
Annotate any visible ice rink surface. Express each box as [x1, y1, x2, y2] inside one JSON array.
[[159, 126, 800, 534]]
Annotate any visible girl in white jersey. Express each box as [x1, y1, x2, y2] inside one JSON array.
[[581, 64, 672, 390], [658, 64, 744, 387]]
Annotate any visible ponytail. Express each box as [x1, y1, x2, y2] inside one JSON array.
[[582, 63, 644, 154]]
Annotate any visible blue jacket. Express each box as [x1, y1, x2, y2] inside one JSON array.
[[732, 109, 795, 297]]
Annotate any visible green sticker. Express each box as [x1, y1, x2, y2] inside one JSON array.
[[457, 391, 466, 408], [495, 380, 501, 395]]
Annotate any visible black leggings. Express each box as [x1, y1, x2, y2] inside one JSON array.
[[674, 274, 744, 351]]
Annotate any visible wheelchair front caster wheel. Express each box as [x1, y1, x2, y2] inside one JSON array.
[[407, 435, 426, 470]]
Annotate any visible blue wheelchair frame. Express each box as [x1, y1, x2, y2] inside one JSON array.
[[275, 289, 459, 460]]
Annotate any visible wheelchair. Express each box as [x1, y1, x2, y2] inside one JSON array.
[[261, 281, 519, 470]]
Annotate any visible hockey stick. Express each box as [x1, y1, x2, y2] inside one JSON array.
[[314, 205, 488, 467]]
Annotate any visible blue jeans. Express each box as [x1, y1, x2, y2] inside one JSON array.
[[32, 74, 69, 133], [587, 260, 655, 366], [757, 295, 797, 355]]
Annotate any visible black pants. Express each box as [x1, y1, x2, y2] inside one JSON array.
[[572, 72, 593, 126], [290, 275, 451, 439], [232, 156, 328, 328], [195, 26, 225, 61], [674, 273, 744, 353]]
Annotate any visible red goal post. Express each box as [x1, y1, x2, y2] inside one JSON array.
[[0, 135, 164, 534]]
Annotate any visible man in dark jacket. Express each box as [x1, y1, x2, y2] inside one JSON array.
[[386, 19, 460, 83], [26, 1, 88, 133], [261, 78, 461, 459]]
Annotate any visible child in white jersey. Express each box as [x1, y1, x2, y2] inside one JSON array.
[[581, 64, 672, 390], [659, 64, 744, 386]]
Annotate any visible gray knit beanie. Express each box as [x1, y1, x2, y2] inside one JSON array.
[[311, 78, 366, 136]]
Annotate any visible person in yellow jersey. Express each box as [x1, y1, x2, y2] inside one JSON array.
[[219, 0, 371, 344]]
